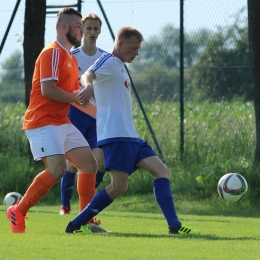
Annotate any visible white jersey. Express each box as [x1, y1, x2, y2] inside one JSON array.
[[71, 46, 106, 111], [71, 46, 106, 78], [89, 53, 139, 146]]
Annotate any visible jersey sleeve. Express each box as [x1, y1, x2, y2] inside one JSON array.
[[39, 48, 60, 82], [89, 53, 114, 83]]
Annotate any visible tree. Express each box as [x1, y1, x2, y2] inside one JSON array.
[[0, 50, 24, 102], [129, 25, 212, 103], [190, 8, 253, 101], [131, 24, 212, 71], [248, 0, 260, 165], [24, 0, 46, 107]]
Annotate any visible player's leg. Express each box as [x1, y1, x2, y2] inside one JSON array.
[[92, 147, 106, 188], [65, 170, 128, 233], [84, 115, 106, 189], [136, 140, 199, 234], [7, 125, 70, 233], [60, 105, 82, 213], [59, 160, 77, 214], [66, 145, 97, 213], [65, 142, 131, 233]]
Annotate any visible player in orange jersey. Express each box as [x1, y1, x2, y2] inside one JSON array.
[[6, 8, 100, 233]]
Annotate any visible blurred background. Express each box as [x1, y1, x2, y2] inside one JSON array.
[[0, 1, 254, 200]]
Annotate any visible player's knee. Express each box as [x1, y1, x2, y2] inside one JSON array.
[[111, 184, 128, 198], [119, 185, 128, 195], [67, 161, 77, 173], [79, 158, 97, 173], [97, 160, 105, 172], [156, 165, 170, 179], [48, 165, 67, 181]]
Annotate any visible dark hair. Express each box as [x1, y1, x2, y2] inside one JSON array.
[[56, 8, 82, 29], [57, 7, 82, 18]]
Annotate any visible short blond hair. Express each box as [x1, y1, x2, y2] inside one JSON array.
[[82, 13, 102, 27], [115, 27, 144, 43]]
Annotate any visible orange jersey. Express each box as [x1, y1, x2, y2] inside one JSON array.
[[23, 41, 79, 129], [71, 101, 96, 118]]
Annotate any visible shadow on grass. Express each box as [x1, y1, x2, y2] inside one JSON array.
[[101, 232, 260, 241]]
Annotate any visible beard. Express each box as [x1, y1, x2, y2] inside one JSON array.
[[66, 26, 81, 46]]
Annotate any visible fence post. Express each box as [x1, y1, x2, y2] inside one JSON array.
[[180, 0, 185, 158]]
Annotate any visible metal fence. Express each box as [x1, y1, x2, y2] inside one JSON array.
[[0, 0, 253, 165]]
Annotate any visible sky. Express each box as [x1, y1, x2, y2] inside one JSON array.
[[0, 0, 247, 66]]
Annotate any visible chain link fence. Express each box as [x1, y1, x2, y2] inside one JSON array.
[[0, 0, 253, 166]]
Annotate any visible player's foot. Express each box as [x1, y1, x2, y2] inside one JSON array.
[[65, 221, 92, 234], [59, 206, 71, 215], [87, 223, 111, 233], [65, 221, 111, 234], [169, 225, 200, 235], [6, 204, 27, 233]]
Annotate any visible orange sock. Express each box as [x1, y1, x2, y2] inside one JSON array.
[[77, 173, 96, 212], [18, 169, 57, 214]]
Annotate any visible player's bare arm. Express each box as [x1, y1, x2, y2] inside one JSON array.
[[78, 70, 96, 104], [41, 80, 81, 104]]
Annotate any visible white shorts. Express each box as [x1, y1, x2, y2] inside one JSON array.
[[25, 123, 89, 161]]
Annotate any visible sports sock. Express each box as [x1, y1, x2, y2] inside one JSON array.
[[77, 173, 96, 211], [18, 169, 57, 214], [153, 178, 181, 229], [60, 170, 76, 206], [95, 170, 106, 188], [71, 188, 113, 227]]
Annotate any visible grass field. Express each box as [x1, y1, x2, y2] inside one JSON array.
[[1, 196, 260, 260]]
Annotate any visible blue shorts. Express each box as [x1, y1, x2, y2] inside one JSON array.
[[68, 105, 97, 149], [102, 138, 156, 174]]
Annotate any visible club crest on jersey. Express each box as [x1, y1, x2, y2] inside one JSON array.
[[67, 63, 72, 67], [124, 80, 131, 91]]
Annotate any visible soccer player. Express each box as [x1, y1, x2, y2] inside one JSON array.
[[6, 8, 98, 233], [65, 26, 200, 235], [59, 13, 106, 217]]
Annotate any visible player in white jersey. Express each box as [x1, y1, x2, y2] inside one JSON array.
[[65, 27, 200, 235], [59, 14, 107, 224]]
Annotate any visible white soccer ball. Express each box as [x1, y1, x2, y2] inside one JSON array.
[[217, 173, 248, 203], [3, 192, 23, 206]]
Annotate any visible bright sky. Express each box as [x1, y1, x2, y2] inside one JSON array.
[[0, 0, 247, 65]]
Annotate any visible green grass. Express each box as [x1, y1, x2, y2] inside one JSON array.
[[1, 196, 260, 260]]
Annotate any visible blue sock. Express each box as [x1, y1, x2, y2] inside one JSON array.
[[153, 178, 181, 230], [71, 188, 113, 227], [95, 171, 106, 188], [60, 170, 76, 206]]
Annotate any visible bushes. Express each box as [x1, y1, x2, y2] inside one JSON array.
[[0, 101, 259, 206]]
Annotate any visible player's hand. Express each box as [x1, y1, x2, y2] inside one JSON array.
[[78, 100, 90, 107], [77, 86, 93, 106]]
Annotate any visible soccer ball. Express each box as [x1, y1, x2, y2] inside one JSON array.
[[3, 192, 23, 206], [217, 173, 248, 203]]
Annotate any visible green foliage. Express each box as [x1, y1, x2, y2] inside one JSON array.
[[128, 8, 251, 103], [0, 102, 44, 197], [0, 102, 27, 154], [131, 62, 179, 103], [129, 25, 212, 103], [132, 24, 212, 70], [0, 50, 25, 103], [189, 9, 253, 101], [0, 100, 258, 206], [132, 99, 257, 205]]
